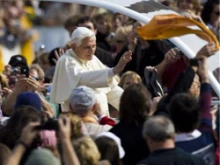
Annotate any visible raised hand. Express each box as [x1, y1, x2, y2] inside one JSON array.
[[164, 48, 181, 64], [113, 50, 132, 74], [53, 48, 65, 64], [19, 122, 40, 146], [58, 117, 71, 141], [196, 42, 218, 58]]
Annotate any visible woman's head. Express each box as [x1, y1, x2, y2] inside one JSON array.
[[201, 0, 220, 27], [113, 26, 132, 53], [95, 137, 121, 165], [189, 73, 201, 98], [95, 132, 124, 165], [119, 71, 142, 89], [29, 64, 45, 83], [0, 106, 41, 148], [59, 112, 84, 140], [73, 136, 100, 165], [119, 83, 151, 124], [177, 0, 201, 14]]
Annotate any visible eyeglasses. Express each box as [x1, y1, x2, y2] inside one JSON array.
[[116, 40, 125, 43], [31, 76, 39, 81]]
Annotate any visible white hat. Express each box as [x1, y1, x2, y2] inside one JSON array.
[[96, 132, 125, 159], [69, 86, 97, 108], [71, 27, 95, 41]]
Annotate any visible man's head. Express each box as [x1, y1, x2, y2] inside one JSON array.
[[76, 16, 97, 34], [69, 86, 97, 117], [142, 116, 175, 151], [169, 93, 201, 133], [70, 27, 96, 61], [64, 15, 80, 37]]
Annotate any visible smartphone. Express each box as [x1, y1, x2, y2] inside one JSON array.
[[34, 119, 59, 131], [20, 66, 29, 78]]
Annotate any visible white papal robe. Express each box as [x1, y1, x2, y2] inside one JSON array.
[[50, 49, 123, 116]]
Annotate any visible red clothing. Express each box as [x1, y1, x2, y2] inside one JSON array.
[[162, 57, 188, 92], [99, 116, 116, 126]]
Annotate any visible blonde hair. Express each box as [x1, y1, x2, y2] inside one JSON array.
[[73, 136, 100, 165], [60, 112, 83, 140], [119, 71, 142, 88], [0, 73, 9, 88], [30, 64, 45, 81], [177, 0, 201, 15], [114, 25, 132, 42]]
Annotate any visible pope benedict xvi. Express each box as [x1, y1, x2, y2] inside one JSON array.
[[50, 27, 132, 115]]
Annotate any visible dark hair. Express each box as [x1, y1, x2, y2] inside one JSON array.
[[95, 137, 122, 165], [48, 47, 62, 66], [0, 143, 11, 165], [119, 83, 151, 125], [64, 15, 80, 29], [169, 93, 201, 132], [201, 0, 220, 25], [0, 106, 41, 149], [154, 96, 170, 117], [76, 16, 97, 29]]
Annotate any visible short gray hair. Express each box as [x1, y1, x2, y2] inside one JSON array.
[[71, 27, 96, 46], [69, 86, 97, 116], [142, 116, 175, 141]]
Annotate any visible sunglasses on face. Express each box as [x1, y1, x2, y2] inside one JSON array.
[[116, 40, 125, 43], [213, 11, 220, 16], [31, 76, 39, 81]]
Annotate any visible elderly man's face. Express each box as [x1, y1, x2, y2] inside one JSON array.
[[72, 37, 96, 61]]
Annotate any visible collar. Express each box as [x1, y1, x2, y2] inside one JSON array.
[[81, 116, 98, 124], [68, 49, 87, 64], [175, 129, 202, 142]]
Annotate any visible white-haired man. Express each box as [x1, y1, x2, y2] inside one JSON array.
[[51, 27, 132, 115], [69, 86, 115, 135], [137, 116, 206, 165]]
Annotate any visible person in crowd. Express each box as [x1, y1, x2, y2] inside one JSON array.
[[0, 143, 11, 165], [50, 27, 132, 115], [111, 13, 123, 33], [155, 42, 217, 92], [110, 83, 151, 165], [0, 106, 41, 149], [95, 132, 124, 165], [24, 148, 61, 165], [3, 116, 81, 165], [114, 21, 173, 78], [176, 0, 201, 15], [167, 57, 216, 165], [137, 116, 206, 165], [73, 136, 101, 165], [112, 25, 133, 61], [94, 13, 112, 52], [118, 71, 142, 89], [3, 77, 54, 117], [69, 86, 115, 136], [59, 112, 85, 140], [201, 0, 220, 29]]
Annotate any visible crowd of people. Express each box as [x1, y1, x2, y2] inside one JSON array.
[[0, 0, 220, 165]]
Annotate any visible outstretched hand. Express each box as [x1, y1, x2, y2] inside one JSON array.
[[164, 48, 181, 64], [113, 50, 132, 74], [196, 42, 218, 58]]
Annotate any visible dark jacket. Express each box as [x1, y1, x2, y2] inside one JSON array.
[[110, 120, 150, 165]]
